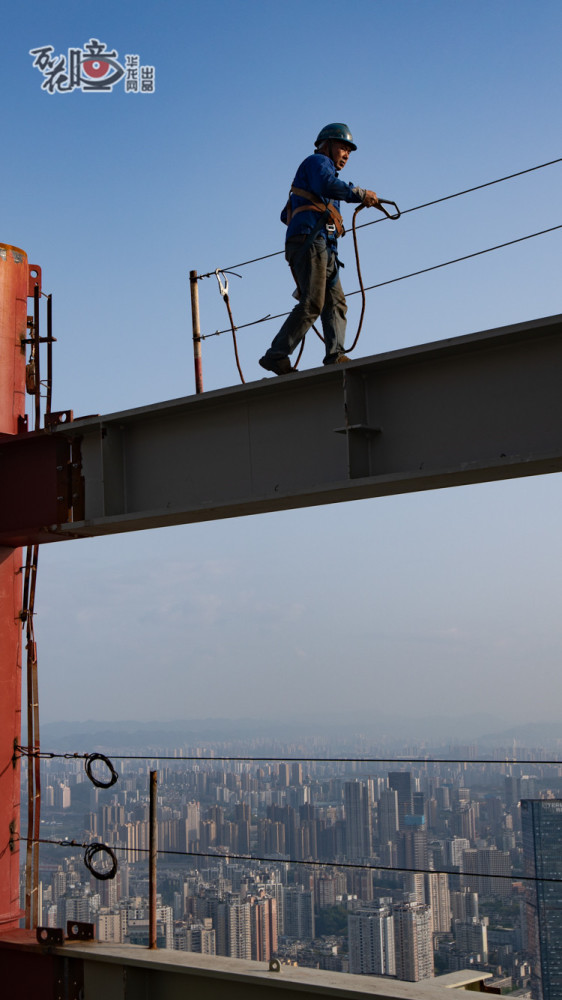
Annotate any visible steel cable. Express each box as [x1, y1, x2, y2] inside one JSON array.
[[202, 223, 562, 340], [26, 835, 561, 886], [196, 156, 562, 279], [16, 746, 562, 765]]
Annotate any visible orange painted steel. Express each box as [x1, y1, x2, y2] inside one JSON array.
[[0, 244, 38, 930]]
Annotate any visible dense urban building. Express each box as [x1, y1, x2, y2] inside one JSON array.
[[348, 901, 395, 976], [20, 738, 562, 990], [393, 897, 434, 981]]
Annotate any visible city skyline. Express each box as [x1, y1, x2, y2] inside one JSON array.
[[25, 735, 562, 988]]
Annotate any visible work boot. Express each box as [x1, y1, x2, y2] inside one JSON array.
[[259, 356, 293, 376]]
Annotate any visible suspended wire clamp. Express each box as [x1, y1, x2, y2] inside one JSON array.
[[215, 268, 229, 299]]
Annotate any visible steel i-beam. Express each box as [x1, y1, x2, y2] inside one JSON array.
[[1, 313, 561, 546]]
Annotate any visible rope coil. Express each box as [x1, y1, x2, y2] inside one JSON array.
[[84, 842, 118, 880], [84, 752, 119, 789]]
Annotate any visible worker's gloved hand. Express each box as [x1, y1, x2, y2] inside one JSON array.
[[362, 190, 379, 208]]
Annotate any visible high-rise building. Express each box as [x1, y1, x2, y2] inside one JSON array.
[[520, 776, 538, 800], [344, 780, 373, 860], [278, 763, 290, 787], [348, 901, 396, 976], [182, 801, 200, 847], [505, 775, 521, 808], [175, 918, 216, 954], [399, 815, 428, 905], [248, 895, 277, 961], [393, 898, 434, 982], [435, 786, 451, 811], [291, 762, 303, 786], [426, 871, 451, 933], [54, 782, 71, 809], [462, 847, 511, 898], [97, 911, 122, 943], [126, 905, 174, 949], [449, 837, 470, 869], [413, 792, 425, 819], [389, 772, 413, 831], [453, 917, 489, 963], [227, 900, 253, 960], [451, 888, 479, 923], [315, 873, 343, 909], [377, 789, 399, 847], [521, 799, 562, 1000], [283, 885, 315, 940]]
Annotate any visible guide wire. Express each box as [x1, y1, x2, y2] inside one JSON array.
[[16, 746, 562, 766], [351, 223, 562, 297], [196, 156, 562, 279], [25, 835, 562, 886], [202, 223, 562, 340], [19, 836, 118, 881], [16, 746, 119, 787]]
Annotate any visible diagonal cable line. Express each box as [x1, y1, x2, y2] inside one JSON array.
[[196, 156, 562, 279], [200, 223, 562, 339]]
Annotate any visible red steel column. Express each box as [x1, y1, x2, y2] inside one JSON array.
[[0, 244, 31, 930]]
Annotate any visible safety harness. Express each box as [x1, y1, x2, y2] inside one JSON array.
[[284, 186, 345, 238]]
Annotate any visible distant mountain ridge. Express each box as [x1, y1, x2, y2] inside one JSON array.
[[39, 715, 562, 755]]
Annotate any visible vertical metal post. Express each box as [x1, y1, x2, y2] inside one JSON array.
[[0, 244, 29, 931], [32, 285, 41, 431], [190, 269, 204, 394], [46, 294, 53, 416], [149, 770, 158, 949]]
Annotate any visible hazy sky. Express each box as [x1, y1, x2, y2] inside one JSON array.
[[3, 1, 562, 729]]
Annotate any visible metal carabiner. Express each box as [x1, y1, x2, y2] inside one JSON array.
[[374, 198, 401, 220], [215, 268, 228, 299]]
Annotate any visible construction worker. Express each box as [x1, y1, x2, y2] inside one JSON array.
[[259, 123, 379, 376]]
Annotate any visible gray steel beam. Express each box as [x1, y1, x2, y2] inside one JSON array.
[[2, 313, 562, 545]]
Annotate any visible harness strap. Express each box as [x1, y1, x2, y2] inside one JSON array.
[[286, 186, 345, 237]]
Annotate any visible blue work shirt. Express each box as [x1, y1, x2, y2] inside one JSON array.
[[282, 152, 365, 247]]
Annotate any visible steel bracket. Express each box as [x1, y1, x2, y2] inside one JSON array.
[[37, 927, 64, 946], [45, 410, 73, 429], [66, 920, 95, 941]]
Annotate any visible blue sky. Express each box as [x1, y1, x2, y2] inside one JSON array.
[[3, 1, 562, 731]]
